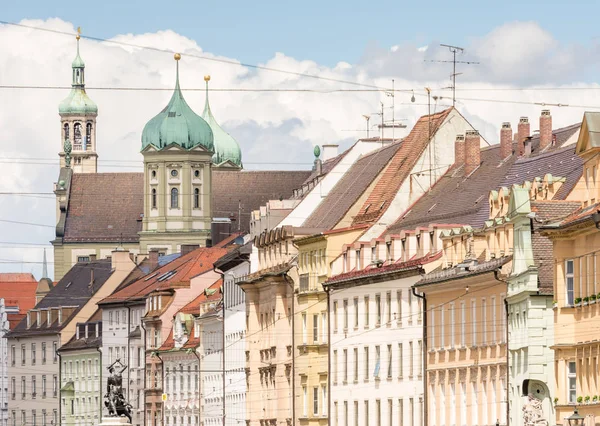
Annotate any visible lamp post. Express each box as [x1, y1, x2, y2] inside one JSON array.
[[566, 408, 584, 426]]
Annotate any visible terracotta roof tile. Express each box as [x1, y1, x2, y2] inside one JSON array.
[[179, 279, 223, 315], [386, 123, 582, 235], [0, 273, 38, 313], [303, 141, 402, 229], [352, 108, 454, 226]]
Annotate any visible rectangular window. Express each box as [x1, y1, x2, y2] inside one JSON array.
[[322, 312, 327, 343], [409, 341, 414, 377], [42, 375, 46, 398], [41, 342, 46, 364], [302, 313, 307, 344], [387, 344, 393, 378], [408, 291, 413, 324], [375, 400, 381, 426], [333, 350, 338, 384], [53, 375, 57, 397], [313, 387, 319, 416], [11, 345, 15, 366], [313, 314, 319, 344], [568, 361, 577, 403], [417, 340, 422, 377], [333, 302, 338, 332], [343, 299, 349, 330], [11, 377, 15, 400], [386, 292, 391, 324], [460, 301, 466, 347], [353, 348, 358, 382], [482, 298, 487, 345], [566, 260, 574, 305], [364, 296, 370, 328], [364, 401, 369, 426], [353, 298, 359, 328], [491, 296, 497, 343], [21, 345, 25, 366], [449, 302, 455, 349], [409, 398, 414, 426], [471, 300, 477, 346], [440, 305, 445, 348], [343, 349, 348, 383], [398, 399, 404, 426], [375, 294, 381, 326], [364, 347, 369, 381], [21, 377, 25, 399], [302, 386, 307, 417], [430, 305, 436, 348], [53, 342, 58, 363], [397, 290, 402, 324], [321, 385, 327, 415], [354, 401, 358, 426], [398, 343, 403, 378], [388, 399, 393, 426]]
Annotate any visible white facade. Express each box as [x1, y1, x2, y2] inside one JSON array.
[[199, 313, 223, 426], [329, 274, 424, 426], [101, 303, 146, 426], [163, 350, 200, 426], [0, 300, 9, 426]]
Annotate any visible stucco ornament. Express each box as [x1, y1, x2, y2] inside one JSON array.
[[173, 317, 187, 348], [64, 137, 72, 167], [104, 360, 132, 423], [522, 393, 548, 426]]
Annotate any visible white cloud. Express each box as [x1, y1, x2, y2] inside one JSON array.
[[0, 18, 597, 279]]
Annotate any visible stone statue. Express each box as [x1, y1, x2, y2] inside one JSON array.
[[104, 360, 132, 423], [64, 137, 72, 168], [522, 393, 548, 426]]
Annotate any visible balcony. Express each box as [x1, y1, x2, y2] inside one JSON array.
[[299, 274, 322, 293]]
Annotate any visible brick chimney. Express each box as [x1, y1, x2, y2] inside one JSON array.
[[500, 122, 512, 159], [539, 110, 552, 151], [524, 136, 532, 157], [111, 249, 134, 272], [464, 130, 481, 175], [454, 134, 465, 167], [517, 117, 530, 156]]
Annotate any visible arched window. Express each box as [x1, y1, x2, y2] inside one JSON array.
[[151, 189, 157, 209], [85, 123, 92, 151], [193, 188, 200, 209], [73, 123, 82, 149], [170, 188, 179, 209], [63, 123, 69, 142]]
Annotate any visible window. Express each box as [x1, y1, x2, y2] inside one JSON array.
[[568, 361, 576, 403], [460, 301, 466, 347], [440, 306, 445, 348], [42, 375, 46, 398], [388, 399, 393, 426], [344, 401, 349, 426], [74, 122, 82, 147], [430, 305, 435, 348], [353, 298, 359, 328], [387, 344, 392, 378], [354, 401, 359, 426], [398, 399, 404, 426], [398, 343, 403, 378], [53, 342, 57, 363], [364, 401, 369, 426], [408, 291, 413, 324], [333, 350, 338, 384], [85, 122, 92, 148], [375, 345, 381, 378], [11, 411, 15, 426], [151, 188, 157, 209], [386, 292, 391, 324], [11, 345, 15, 366], [302, 313, 307, 344], [343, 349, 348, 383], [353, 348, 359, 382], [170, 169, 178, 177], [375, 294, 382, 326], [409, 341, 414, 377], [491, 296, 497, 343], [170, 187, 179, 209], [471, 300, 477, 346], [322, 312, 327, 343], [397, 290, 402, 323], [302, 386, 307, 417], [53, 375, 57, 397], [482, 298, 487, 345], [449, 303, 455, 349], [42, 342, 46, 364], [417, 340, 422, 377], [313, 387, 319, 416], [193, 188, 200, 209], [32, 376, 36, 398], [364, 296, 370, 328], [364, 347, 369, 381], [21, 377, 25, 399], [375, 400, 381, 426], [343, 299, 349, 330], [321, 385, 327, 415], [11, 377, 15, 399], [333, 301, 338, 332], [21, 412, 25, 426], [566, 260, 574, 305], [21, 345, 25, 365]]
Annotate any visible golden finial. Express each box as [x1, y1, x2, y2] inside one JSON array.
[[204, 75, 211, 82], [76, 26, 81, 40], [174, 53, 181, 61]]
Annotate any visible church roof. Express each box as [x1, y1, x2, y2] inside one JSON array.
[[141, 56, 213, 152], [202, 76, 242, 168], [59, 36, 97, 115], [61, 170, 310, 241]]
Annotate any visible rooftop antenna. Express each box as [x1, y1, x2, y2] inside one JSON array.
[[428, 44, 480, 106], [362, 115, 371, 138]]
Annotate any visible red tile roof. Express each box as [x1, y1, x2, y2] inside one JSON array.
[[352, 108, 454, 226], [179, 279, 223, 315], [100, 247, 228, 305], [0, 273, 38, 313]]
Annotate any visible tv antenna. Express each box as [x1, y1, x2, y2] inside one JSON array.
[[426, 44, 479, 106]]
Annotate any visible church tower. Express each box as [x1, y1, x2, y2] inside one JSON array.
[[138, 54, 214, 254], [58, 33, 98, 173]]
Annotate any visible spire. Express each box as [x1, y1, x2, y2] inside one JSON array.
[[59, 28, 97, 115], [42, 248, 48, 279], [174, 52, 181, 91], [72, 28, 85, 87], [203, 75, 212, 117]]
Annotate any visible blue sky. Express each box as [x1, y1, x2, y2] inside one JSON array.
[[5, 0, 600, 66]]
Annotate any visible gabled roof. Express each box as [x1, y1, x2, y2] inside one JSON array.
[[9, 260, 114, 336], [0, 273, 38, 313], [61, 169, 311, 241], [352, 108, 455, 226], [100, 247, 228, 305], [303, 141, 402, 229], [386, 123, 582, 235], [416, 255, 512, 287]]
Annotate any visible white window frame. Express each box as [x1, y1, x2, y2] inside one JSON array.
[[567, 361, 576, 403], [565, 260, 574, 305], [460, 301, 466, 348]]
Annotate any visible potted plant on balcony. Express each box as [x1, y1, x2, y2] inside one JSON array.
[[575, 297, 582, 307], [585, 395, 591, 404], [583, 296, 590, 306], [591, 294, 597, 304], [593, 395, 598, 403], [553, 300, 558, 308], [554, 397, 559, 406], [577, 396, 583, 404]]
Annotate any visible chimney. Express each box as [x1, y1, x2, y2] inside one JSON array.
[[321, 144, 339, 162], [524, 136, 533, 157], [89, 254, 97, 261], [111, 249, 134, 272], [517, 117, 530, 156], [181, 244, 200, 256], [314, 158, 322, 175], [464, 130, 481, 175], [454, 134, 465, 167], [500, 122, 512, 159], [148, 249, 160, 271], [539, 110, 552, 151]]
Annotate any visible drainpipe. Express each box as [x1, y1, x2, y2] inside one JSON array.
[[494, 268, 509, 426], [95, 346, 103, 420], [140, 315, 148, 426], [412, 286, 427, 426], [213, 266, 227, 426], [127, 306, 131, 406], [190, 349, 201, 426], [323, 284, 332, 426], [57, 334, 62, 425], [154, 351, 164, 426], [283, 273, 296, 426]]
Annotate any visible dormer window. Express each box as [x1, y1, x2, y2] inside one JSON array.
[[342, 252, 347, 273], [36, 311, 41, 328], [26, 312, 31, 328], [355, 250, 360, 270]]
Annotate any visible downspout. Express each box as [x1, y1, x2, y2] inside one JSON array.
[[127, 306, 131, 406], [190, 349, 201, 426], [140, 314, 148, 426], [412, 286, 427, 426], [154, 351, 164, 426], [494, 268, 509, 426], [283, 273, 296, 426], [213, 266, 226, 426], [57, 334, 62, 425]]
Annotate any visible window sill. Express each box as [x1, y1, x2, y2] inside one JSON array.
[[398, 376, 404, 380]]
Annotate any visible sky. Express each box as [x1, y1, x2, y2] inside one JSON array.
[[2, 1, 600, 279]]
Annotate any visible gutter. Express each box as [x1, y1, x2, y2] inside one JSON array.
[[494, 268, 509, 426], [323, 284, 332, 426], [153, 351, 165, 426], [190, 349, 201, 426], [95, 345, 103, 420], [283, 272, 296, 426], [411, 287, 427, 426]]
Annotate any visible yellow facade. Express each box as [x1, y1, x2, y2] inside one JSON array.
[[293, 227, 366, 426]]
